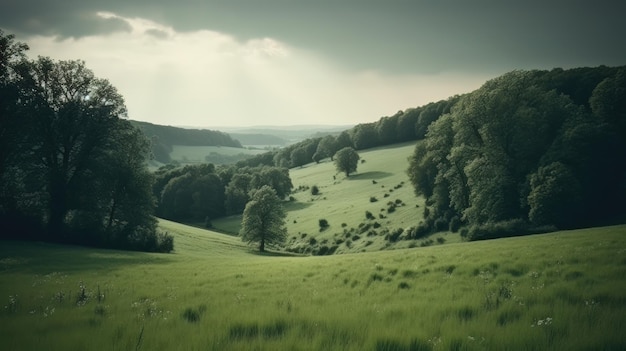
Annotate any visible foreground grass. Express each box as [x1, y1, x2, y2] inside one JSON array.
[[1, 221, 625, 350]]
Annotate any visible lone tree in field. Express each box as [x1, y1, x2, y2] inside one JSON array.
[[240, 185, 287, 252], [334, 147, 360, 177]]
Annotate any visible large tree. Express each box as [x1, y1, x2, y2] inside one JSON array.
[[334, 147, 360, 177], [0, 42, 170, 251], [239, 185, 287, 252], [14, 57, 127, 237]]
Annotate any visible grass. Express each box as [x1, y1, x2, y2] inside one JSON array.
[[212, 141, 454, 254], [169, 145, 265, 164], [1, 221, 625, 350]]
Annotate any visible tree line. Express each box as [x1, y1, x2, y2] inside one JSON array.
[[234, 98, 460, 170], [0, 31, 172, 252], [407, 66, 626, 240], [152, 163, 293, 225]]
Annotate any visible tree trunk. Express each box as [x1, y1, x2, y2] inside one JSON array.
[[259, 238, 265, 252], [48, 182, 68, 239]]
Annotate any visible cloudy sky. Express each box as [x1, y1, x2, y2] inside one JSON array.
[[2, 1, 625, 127]]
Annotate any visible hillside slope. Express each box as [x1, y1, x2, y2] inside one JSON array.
[[0, 221, 624, 350], [212, 141, 445, 254]]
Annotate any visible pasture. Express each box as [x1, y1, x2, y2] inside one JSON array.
[[1, 221, 625, 350], [212, 141, 450, 254]]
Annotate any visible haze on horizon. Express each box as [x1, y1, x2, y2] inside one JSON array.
[[2, 0, 625, 128]]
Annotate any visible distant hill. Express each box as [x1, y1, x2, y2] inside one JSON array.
[[130, 120, 243, 163], [228, 133, 287, 146], [217, 125, 352, 144]]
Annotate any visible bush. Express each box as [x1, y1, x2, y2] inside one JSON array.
[[386, 228, 403, 242], [318, 219, 329, 231], [311, 185, 320, 195], [370, 196, 378, 202], [156, 231, 175, 253], [365, 211, 375, 220], [467, 219, 528, 241]]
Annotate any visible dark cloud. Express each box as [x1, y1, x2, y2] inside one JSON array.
[[1, 0, 625, 74]]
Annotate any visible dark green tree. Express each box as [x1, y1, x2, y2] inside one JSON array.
[[351, 123, 378, 150], [316, 135, 338, 161], [334, 147, 360, 177], [240, 185, 287, 252], [290, 147, 308, 168], [14, 57, 128, 237], [527, 162, 583, 228], [225, 173, 254, 214]]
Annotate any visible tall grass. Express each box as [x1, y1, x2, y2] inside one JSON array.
[[0, 221, 625, 350]]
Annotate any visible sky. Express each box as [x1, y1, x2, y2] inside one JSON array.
[[1, 0, 625, 128]]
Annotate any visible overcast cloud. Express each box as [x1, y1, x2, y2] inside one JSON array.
[[1, 1, 625, 127]]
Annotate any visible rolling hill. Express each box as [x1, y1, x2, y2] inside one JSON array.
[[0, 220, 624, 350]]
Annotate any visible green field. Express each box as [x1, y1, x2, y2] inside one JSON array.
[[213, 141, 452, 254], [170, 145, 266, 164], [1, 221, 625, 350]]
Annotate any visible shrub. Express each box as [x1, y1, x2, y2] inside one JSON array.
[[369, 196, 378, 202], [386, 228, 403, 242], [352, 235, 361, 241], [467, 219, 528, 241], [318, 219, 329, 231], [311, 185, 320, 195], [341, 223, 347, 227], [436, 237, 446, 244], [365, 211, 375, 220], [423, 207, 430, 219], [156, 231, 174, 253], [309, 237, 317, 245]]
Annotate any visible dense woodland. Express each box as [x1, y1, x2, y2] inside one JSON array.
[[2, 30, 625, 252], [408, 67, 626, 239]]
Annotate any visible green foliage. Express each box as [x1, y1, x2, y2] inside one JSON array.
[[311, 185, 320, 195], [318, 219, 329, 231], [0, 32, 165, 252], [407, 66, 626, 238], [240, 185, 287, 252], [528, 162, 583, 228], [334, 147, 360, 177]]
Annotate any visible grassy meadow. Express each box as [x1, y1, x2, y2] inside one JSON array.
[[170, 145, 266, 164], [1, 220, 625, 350], [213, 141, 454, 254]]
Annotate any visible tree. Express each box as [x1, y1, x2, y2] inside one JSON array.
[[351, 123, 378, 150], [334, 147, 360, 177], [240, 185, 287, 252], [12, 57, 128, 238], [316, 135, 338, 161]]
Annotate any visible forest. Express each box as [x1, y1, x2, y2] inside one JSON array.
[[2, 29, 625, 253]]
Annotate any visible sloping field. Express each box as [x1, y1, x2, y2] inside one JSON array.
[[170, 145, 266, 164], [213, 141, 447, 254], [1, 221, 625, 350]]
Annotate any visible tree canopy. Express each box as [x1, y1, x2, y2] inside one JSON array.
[[239, 185, 287, 252], [334, 147, 360, 177], [0, 31, 171, 252], [407, 66, 626, 239]]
